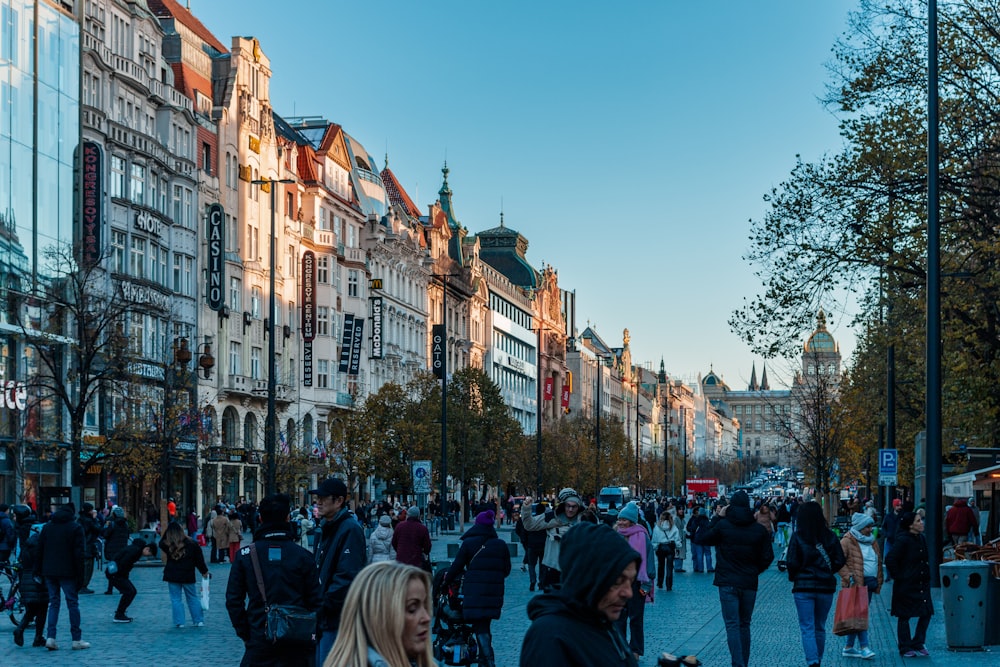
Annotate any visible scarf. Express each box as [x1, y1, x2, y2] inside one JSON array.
[[850, 528, 875, 545], [616, 523, 650, 584]]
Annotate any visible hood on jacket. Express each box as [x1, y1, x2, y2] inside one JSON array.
[[725, 504, 756, 527], [559, 523, 640, 609], [460, 522, 498, 541], [952, 498, 968, 508], [51, 505, 75, 523]]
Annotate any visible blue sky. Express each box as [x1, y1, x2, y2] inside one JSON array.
[[192, 0, 857, 389]]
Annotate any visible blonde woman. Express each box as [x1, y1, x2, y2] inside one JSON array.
[[324, 562, 434, 667]]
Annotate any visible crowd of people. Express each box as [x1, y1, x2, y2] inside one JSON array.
[[0, 483, 968, 666]]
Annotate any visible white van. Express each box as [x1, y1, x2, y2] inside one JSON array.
[[597, 486, 632, 513]]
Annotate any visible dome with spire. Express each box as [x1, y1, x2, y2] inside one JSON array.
[[702, 367, 729, 391], [804, 309, 838, 353]]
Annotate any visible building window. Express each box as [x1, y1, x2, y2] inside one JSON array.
[[286, 244, 295, 278], [130, 163, 145, 204], [202, 142, 211, 173], [348, 269, 359, 297], [250, 286, 261, 318], [317, 255, 328, 283], [172, 185, 182, 224], [317, 306, 329, 336], [229, 341, 241, 375], [110, 155, 126, 198], [129, 237, 145, 278], [112, 231, 126, 273], [286, 191, 294, 218], [251, 347, 261, 379], [317, 360, 328, 388], [230, 277, 241, 311]]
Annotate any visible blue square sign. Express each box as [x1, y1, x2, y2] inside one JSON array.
[[878, 449, 898, 475]]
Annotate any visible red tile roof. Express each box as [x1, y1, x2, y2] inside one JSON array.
[[380, 167, 421, 219], [147, 0, 229, 54], [170, 62, 212, 102]]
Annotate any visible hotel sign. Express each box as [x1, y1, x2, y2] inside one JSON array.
[[338, 315, 365, 375], [118, 279, 169, 310], [370, 296, 383, 359], [431, 324, 445, 379], [206, 204, 225, 311], [81, 142, 102, 267]]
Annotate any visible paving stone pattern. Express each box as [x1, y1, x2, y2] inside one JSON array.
[[2, 525, 994, 666]]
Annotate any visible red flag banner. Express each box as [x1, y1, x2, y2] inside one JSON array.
[[561, 387, 570, 409], [544, 377, 554, 401]]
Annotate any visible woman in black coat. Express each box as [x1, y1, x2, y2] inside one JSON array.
[[443, 510, 511, 667], [102, 507, 130, 594], [13, 520, 49, 647], [884, 511, 933, 657]]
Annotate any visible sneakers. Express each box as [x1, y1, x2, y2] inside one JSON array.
[[916, 648, 929, 656], [902, 650, 919, 657], [113, 615, 133, 623], [45, 637, 58, 651], [175, 624, 185, 629], [72, 640, 91, 650], [32, 637, 46, 647], [859, 647, 876, 659], [194, 622, 204, 628], [842, 647, 860, 657]]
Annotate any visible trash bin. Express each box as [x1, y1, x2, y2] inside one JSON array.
[[941, 560, 991, 650], [986, 573, 1000, 646]]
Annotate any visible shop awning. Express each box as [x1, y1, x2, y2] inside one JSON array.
[[943, 463, 1000, 497]]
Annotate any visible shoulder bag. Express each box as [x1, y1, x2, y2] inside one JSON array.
[[249, 543, 316, 645]]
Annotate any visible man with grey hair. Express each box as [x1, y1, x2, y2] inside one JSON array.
[[521, 488, 584, 591]]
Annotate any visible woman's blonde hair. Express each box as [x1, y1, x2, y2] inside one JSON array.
[[323, 561, 434, 667]]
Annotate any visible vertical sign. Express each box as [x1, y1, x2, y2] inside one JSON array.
[[301, 251, 316, 341], [431, 324, 445, 379], [206, 203, 225, 310], [561, 386, 570, 410], [81, 142, 102, 267], [412, 460, 432, 494], [303, 341, 313, 386], [348, 318, 364, 376], [544, 377, 554, 401], [338, 314, 355, 373], [370, 296, 383, 359]]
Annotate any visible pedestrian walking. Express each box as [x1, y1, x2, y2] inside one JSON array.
[[296, 507, 315, 551], [520, 488, 584, 591], [369, 514, 395, 563], [442, 510, 511, 667], [652, 510, 679, 590], [674, 505, 688, 573], [945, 497, 978, 545], [102, 506, 130, 594], [323, 562, 435, 667], [228, 511, 244, 563], [392, 506, 431, 570], [226, 494, 321, 667], [839, 512, 883, 660], [12, 508, 48, 648], [0, 503, 14, 564], [787, 501, 846, 667], [515, 501, 548, 592], [310, 477, 366, 665], [34, 502, 89, 650], [687, 506, 713, 573], [754, 501, 775, 538], [884, 511, 933, 657], [159, 521, 210, 628], [105, 538, 157, 623], [614, 502, 655, 661], [694, 490, 773, 667], [77, 503, 101, 594], [212, 505, 231, 563], [520, 522, 640, 667], [186, 508, 199, 538], [880, 498, 903, 581]]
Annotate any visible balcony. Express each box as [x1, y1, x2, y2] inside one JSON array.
[[316, 230, 335, 248], [224, 374, 252, 395]]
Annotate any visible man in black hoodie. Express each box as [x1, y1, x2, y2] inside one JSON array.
[[34, 502, 89, 650], [694, 490, 773, 667], [106, 538, 156, 622], [520, 522, 640, 667]]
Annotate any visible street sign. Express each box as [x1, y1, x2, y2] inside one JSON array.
[[412, 460, 432, 494], [879, 474, 898, 487], [878, 449, 898, 476]]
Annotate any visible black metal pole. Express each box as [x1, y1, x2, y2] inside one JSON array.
[[681, 407, 687, 501], [595, 360, 600, 493], [441, 277, 448, 516], [926, 0, 942, 587], [536, 326, 543, 498], [265, 184, 277, 497], [635, 381, 640, 493]]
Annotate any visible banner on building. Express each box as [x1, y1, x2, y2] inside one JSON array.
[[561, 386, 570, 410], [370, 296, 383, 359], [431, 324, 445, 379], [206, 203, 225, 311], [338, 314, 355, 373], [348, 318, 364, 376], [81, 141, 102, 267], [544, 377, 554, 401], [301, 251, 316, 342], [303, 340, 313, 386]]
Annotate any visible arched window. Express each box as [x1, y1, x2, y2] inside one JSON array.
[[244, 412, 258, 450], [286, 418, 296, 451], [222, 407, 239, 448], [302, 414, 313, 451]]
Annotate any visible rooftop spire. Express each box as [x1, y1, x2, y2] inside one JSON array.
[[748, 362, 759, 391]]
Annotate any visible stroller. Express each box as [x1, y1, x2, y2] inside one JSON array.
[[431, 567, 480, 666]]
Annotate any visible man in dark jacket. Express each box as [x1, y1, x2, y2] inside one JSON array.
[[515, 503, 548, 592], [443, 510, 511, 667], [881, 498, 903, 581], [686, 506, 713, 572], [310, 477, 365, 665], [0, 503, 15, 563], [520, 522, 640, 667], [106, 538, 156, 622], [77, 503, 101, 594], [226, 494, 321, 667], [34, 503, 89, 650], [392, 505, 431, 568], [102, 506, 130, 594], [694, 490, 773, 667], [12, 509, 48, 647]]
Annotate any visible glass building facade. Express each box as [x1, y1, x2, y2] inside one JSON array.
[[0, 0, 80, 505]]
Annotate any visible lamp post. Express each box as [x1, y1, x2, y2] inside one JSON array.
[[681, 406, 688, 501], [252, 175, 294, 497], [431, 273, 460, 518], [162, 337, 191, 521], [536, 324, 543, 497], [594, 355, 602, 494]]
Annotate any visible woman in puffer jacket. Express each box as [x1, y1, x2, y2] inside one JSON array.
[[838, 512, 883, 660], [786, 501, 846, 667], [368, 514, 395, 563]]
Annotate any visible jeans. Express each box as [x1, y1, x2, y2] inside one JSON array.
[[614, 579, 646, 656], [168, 582, 203, 626], [524, 546, 542, 586], [692, 543, 713, 572], [776, 522, 790, 549], [793, 591, 835, 664], [844, 576, 879, 649], [472, 619, 496, 667], [656, 548, 675, 589], [108, 573, 137, 616], [45, 577, 82, 641], [718, 586, 757, 667], [317, 630, 337, 666], [897, 615, 931, 654]]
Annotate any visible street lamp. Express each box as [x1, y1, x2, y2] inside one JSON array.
[[251, 175, 294, 497], [162, 336, 192, 519], [431, 272, 460, 519]]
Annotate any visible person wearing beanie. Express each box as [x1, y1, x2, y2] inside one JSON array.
[[102, 506, 131, 594], [393, 504, 431, 570], [520, 487, 584, 591], [368, 514, 396, 563], [839, 512, 883, 659], [105, 538, 156, 623], [614, 502, 655, 661], [443, 508, 511, 667], [225, 494, 321, 667], [686, 505, 714, 573], [881, 498, 904, 582], [77, 503, 101, 594], [692, 489, 773, 667], [521, 522, 641, 666], [885, 512, 933, 657]]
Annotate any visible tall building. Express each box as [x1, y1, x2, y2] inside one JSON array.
[[0, 0, 80, 506]]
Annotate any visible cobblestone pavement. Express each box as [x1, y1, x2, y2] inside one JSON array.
[[2, 525, 995, 666]]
